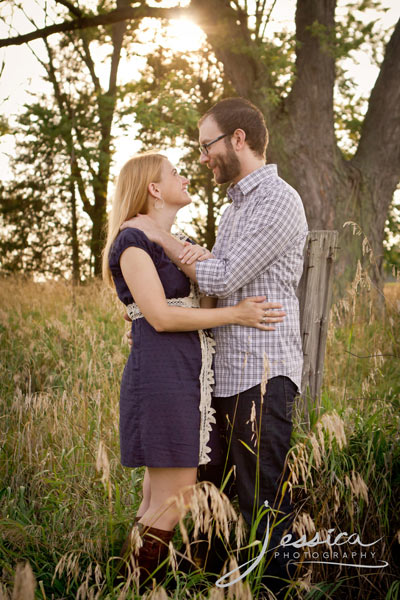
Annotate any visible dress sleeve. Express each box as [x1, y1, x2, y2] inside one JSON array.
[[109, 228, 156, 273]]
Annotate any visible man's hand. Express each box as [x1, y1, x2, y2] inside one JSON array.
[[179, 241, 214, 264], [124, 312, 133, 348], [120, 214, 161, 243]]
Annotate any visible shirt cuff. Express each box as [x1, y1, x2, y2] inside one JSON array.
[[196, 258, 227, 297]]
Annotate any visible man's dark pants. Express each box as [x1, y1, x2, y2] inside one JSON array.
[[197, 376, 298, 576]]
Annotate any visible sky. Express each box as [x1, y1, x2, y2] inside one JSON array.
[[0, 0, 399, 231]]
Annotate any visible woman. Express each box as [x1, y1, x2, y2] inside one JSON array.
[[102, 152, 285, 585]]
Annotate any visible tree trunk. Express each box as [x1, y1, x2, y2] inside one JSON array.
[[70, 178, 81, 284], [91, 200, 107, 277], [42, 4, 128, 278], [192, 0, 400, 298], [90, 7, 127, 276]]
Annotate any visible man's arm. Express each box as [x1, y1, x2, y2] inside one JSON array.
[[155, 230, 199, 281], [194, 196, 307, 298]]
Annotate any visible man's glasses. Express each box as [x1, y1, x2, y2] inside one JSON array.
[[199, 133, 230, 155]]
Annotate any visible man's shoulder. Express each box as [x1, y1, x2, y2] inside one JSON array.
[[251, 173, 308, 230], [218, 201, 234, 223], [255, 175, 303, 211]]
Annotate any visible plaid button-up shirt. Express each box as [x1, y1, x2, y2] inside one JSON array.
[[196, 164, 308, 397]]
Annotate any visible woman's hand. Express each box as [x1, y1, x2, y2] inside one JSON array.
[[179, 241, 214, 264], [233, 297, 286, 330]]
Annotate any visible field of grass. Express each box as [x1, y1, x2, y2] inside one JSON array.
[[0, 276, 399, 599]]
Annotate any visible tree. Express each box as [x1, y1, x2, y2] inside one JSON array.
[[2, 0, 399, 292], [1, 0, 133, 276], [120, 45, 233, 249], [0, 100, 89, 280], [189, 0, 400, 294]]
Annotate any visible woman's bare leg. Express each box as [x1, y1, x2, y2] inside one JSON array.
[[139, 467, 197, 531], [136, 468, 151, 518]]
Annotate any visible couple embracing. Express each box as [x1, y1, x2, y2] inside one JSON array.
[[102, 97, 308, 593]]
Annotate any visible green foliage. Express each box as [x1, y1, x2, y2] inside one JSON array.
[[253, 32, 296, 102], [333, 0, 390, 154], [16, 37, 123, 275], [0, 114, 9, 136], [0, 1, 141, 276]]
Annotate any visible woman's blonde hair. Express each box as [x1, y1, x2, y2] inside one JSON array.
[[102, 152, 166, 287]]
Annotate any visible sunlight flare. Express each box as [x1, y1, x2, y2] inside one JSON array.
[[161, 18, 206, 52]]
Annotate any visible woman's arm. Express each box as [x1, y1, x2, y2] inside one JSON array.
[[120, 247, 285, 333]]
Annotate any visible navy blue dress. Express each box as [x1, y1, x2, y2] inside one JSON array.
[[109, 228, 202, 468]]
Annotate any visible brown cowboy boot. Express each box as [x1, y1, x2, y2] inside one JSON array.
[[135, 522, 174, 587], [119, 516, 140, 563], [117, 521, 174, 587]]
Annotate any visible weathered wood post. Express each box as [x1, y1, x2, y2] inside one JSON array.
[[297, 230, 338, 424]]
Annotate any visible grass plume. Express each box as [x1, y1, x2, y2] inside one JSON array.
[[0, 275, 399, 599]]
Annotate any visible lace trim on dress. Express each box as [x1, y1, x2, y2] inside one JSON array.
[[126, 281, 216, 466]]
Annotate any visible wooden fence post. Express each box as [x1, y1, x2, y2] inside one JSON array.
[[297, 230, 338, 423]]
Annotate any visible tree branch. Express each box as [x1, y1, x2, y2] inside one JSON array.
[[108, 0, 129, 96], [190, 0, 270, 108], [54, 0, 101, 90], [54, 0, 83, 18], [94, 1, 129, 201], [354, 17, 400, 189], [0, 4, 190, 48], [55, 0, 100, 89], [259, 0, 276, 42]]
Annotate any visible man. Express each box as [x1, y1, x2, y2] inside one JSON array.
[[125, 97, 308, 585]]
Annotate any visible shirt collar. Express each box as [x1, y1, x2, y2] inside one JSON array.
[[228, 164, 278, 207]]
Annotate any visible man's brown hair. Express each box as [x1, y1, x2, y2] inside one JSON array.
[[199, 97, 268, 158]]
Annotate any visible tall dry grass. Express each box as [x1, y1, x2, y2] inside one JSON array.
[[285, 277, 400, 599], [1, 275, 399, 599], [0, 277, 130, 597]]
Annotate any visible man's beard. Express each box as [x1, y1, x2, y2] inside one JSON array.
[[213, 142, 241, 184]]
